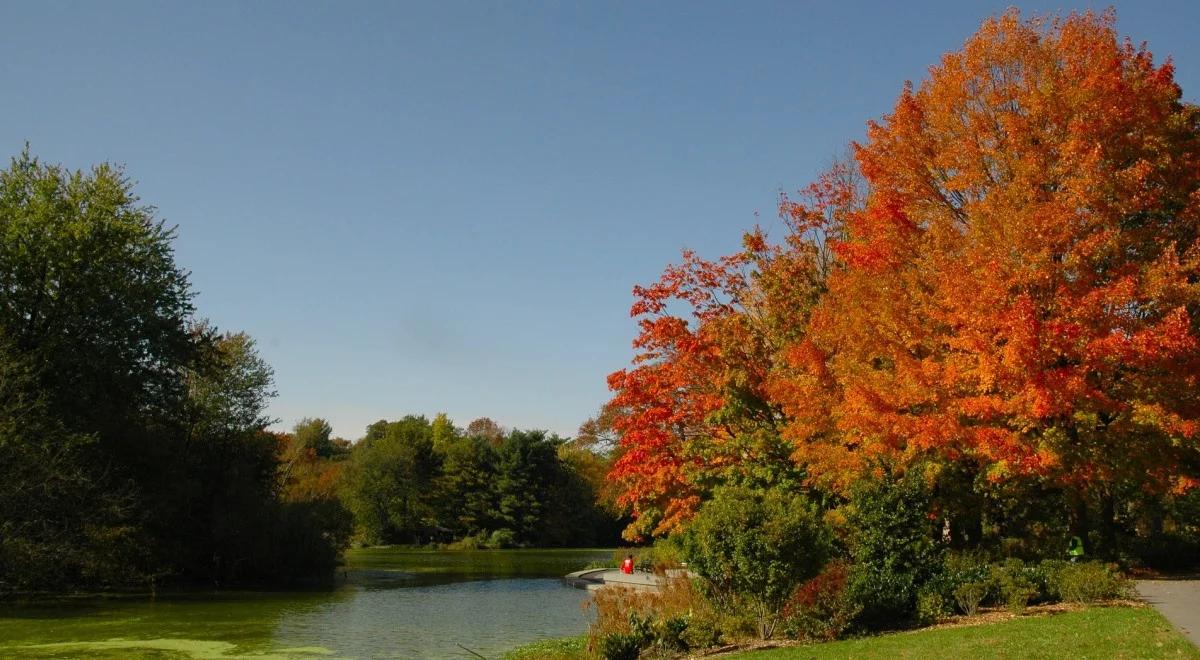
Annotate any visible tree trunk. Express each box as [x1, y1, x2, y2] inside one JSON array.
[[1098, 490, 1117, 557], [1068, 489, 1089, 555]]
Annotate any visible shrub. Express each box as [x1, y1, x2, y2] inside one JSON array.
[[1019, 560, 1053, 604], [990, 558, 1037, 614], [1003, 582, 1038, 614], [598, 631, 646, 660], [943, 550, 992, 584], [1054, 562, 1131, 604], [1129, 531, 1200, 572], [486, 528, 518, 549], [655, 615, 689, 652], [587, 577, 711, 654], [1037, 559, 1069, 601], [589, 586, 660, 644], [780, 561, 862, 641], [643, 537, 686, 573], [629, 610, 694, 656], [844, 472, 942, 628], [918, 550, 987, 618], [445, 534, 483, 550], [916, 588, 952, 625], [680, 487, 832, 639], [952, 580, 989, 616], [680, 614, 722, 650], [905, 556, 1130, 619], [711, 600, 760, 642]]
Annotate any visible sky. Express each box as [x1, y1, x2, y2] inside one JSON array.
[[2, 1, 1199, 440]]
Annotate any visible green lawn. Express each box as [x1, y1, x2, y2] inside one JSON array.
[[503, 608, 1197, 659], [502, 634, 588, 659], [740, 607, 1198, 659]]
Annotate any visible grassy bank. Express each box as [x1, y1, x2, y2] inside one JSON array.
[[503, 607, 1198, 659], [740, 606, 1197, 659], [502, 635, 588, 659]]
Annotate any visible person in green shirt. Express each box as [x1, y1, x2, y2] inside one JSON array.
[[1068, 535, 1085, 562]]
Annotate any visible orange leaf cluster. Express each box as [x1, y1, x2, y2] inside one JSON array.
[[607, 9, 1200, 537]]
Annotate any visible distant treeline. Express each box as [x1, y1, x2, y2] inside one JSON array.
[[288, 414, 624, 549], [0, 149, 618, 593]]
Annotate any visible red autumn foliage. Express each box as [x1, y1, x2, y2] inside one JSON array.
[[607, 9, 1200, 539], [787, 9, 1200, 494]]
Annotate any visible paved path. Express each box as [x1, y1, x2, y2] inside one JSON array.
[[564, 568, 663, 591], [1137, 579, 1200, 647]]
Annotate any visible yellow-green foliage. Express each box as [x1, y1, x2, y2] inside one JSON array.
[[1055, 562, 1131, 604], [587, 577, 714, 656]]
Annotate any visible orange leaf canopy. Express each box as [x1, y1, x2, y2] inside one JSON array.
[[789, 9, 1200, 491], [608, 9, 1200, 538]]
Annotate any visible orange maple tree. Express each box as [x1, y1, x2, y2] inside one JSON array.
[[608, 9, 1200, 542], [606, 249, 747, 539], [786, 10, 1200, 498], [607, 165, 855, 539]]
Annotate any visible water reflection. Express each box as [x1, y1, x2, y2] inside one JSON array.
[[275, 578, 593, 658], [0, 548, 610, 659]]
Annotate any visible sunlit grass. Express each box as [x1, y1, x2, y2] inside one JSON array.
[[501, 607, 1199, 660], [501, 634, 587, 659], [741, 606, 1198, 659]]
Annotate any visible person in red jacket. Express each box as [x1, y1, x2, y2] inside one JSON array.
[[621, 554, 634, 575]]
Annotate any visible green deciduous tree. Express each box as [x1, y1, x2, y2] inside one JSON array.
[[341, 416, 442, 544], [292, 417, 335, 459], [466, 417, 505, 446], [0, 149, 195, 588], [438, 435, 499, 536], [0, 149, 347, 590], [430, 412, 459, 453], [0, 336, 142, 590], [0, 148, 194, 446], [493, 429, 559, 542], [681, 487, 832, 639]]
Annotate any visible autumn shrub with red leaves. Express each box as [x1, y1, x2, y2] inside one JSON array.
[[780, 561, 861, 642]]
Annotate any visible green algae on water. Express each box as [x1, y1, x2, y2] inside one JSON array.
[[17, 638, 335, 659]]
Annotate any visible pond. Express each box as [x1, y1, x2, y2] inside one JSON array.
[[0, 547, 612, 659]]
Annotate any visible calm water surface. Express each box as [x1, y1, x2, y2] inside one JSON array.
[[0, 548, 612, 659]]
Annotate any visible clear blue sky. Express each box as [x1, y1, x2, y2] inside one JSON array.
[[3, 1, 1198, 440]]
